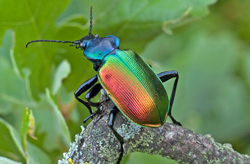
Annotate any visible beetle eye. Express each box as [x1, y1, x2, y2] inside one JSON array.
[[80, 42, 86, 48]]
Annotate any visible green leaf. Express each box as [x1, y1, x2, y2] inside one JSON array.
[[0, 119, 25, 163], [59, 0, 218, 52], [0, 29, 71, 160], [0, 0, 71, 100], [51, 60, 71, 95], [0, 30, 31, 117], [17, 89, 71, 162], [45, 88, 71, 145], [20, 107, 53, 164], [32, 89, 71, 150], [0, 118, 51, 164], [0, 156, 22, 164], [243, 50, 250, 86], [26, 142, 52, 164], [21, 108, 36, 151]]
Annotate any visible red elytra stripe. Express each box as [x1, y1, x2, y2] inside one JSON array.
[[99, 56, 161, 126]]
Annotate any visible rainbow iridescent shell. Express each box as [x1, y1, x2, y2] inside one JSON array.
[[98, 49, 169, 127]]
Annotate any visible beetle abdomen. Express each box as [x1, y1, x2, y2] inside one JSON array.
[[98, 50, 169, 127]]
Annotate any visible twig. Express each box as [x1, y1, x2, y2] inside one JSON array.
[[58, 94, 250, 164]]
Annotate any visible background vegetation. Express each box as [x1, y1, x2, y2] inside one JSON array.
[[0, 0, 249, 163]]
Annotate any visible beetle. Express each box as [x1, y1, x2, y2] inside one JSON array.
[[26, 6, 181, 164]]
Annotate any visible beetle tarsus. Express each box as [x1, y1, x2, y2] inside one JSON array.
[[83, 109, 101, 126], [169, 115, 182, 126]]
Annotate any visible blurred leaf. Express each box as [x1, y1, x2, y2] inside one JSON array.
[[0, 30, 31, 117], [21, 117, 53, 164], [94, 0, 217, 51], [51, 60, 71, 95], [0, 0, 71, 100], [243, 50, 250, 87], [0, 156, 22, 164], [21, 108, 36, 151], [0, 119, 25, 163], [214, 0, 250, 45], [45, 88, 71, 145], [0, 29, 71, 163], [26, 142, 51, 164], [58, 0, 218, 53], [0, 118, 51, 164], [174, 31, 250, 141], [27, 89, 71, 154]]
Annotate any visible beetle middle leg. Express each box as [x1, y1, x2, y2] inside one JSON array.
[[108, 107, 124, 164], [157, 71, 182, 126]]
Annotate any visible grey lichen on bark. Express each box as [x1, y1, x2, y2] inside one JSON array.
[[58, 93, 250, 164]]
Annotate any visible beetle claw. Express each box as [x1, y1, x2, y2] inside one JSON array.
[[169, 115, 182, 126]]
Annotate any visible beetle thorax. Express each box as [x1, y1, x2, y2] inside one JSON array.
[[83, 36, 120, 64]]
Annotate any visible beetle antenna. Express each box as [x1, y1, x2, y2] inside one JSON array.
[[89, 6, 93, 35], [26, 6, 94, 48], [26, 40, 80, 48]]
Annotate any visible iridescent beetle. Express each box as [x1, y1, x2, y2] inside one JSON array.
[[26, 6, 181, 164]]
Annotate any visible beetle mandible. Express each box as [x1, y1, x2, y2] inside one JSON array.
[[26, 6, 182, 164]]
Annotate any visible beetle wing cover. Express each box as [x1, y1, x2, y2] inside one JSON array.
[[98, 50, 169, 127]]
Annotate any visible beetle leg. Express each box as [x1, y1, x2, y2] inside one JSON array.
[[85, 83, 103, 107], [108, 107, 124, 164], [74, 75, 98, 114], [157, 71, 182, 126], [82, 108, 100, 125]]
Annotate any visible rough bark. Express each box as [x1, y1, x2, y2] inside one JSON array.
[[58, 94, 250, 164]]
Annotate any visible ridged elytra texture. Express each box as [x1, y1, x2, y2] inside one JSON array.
[[98, 49, 169, 127]]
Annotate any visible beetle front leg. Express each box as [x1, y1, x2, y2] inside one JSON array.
[[80, 83, 103, 125], [157, 71, 182, 126], [108, 107, 124, 164], [74, 75, 98, 114], [85, 83, 103, 107]]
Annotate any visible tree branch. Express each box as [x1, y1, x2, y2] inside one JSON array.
[[58, 94, 250, 164]]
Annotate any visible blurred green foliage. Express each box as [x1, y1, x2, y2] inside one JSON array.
[[0, 0, 250, 163]]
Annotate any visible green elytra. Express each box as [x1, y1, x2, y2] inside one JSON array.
[[98, 49, 170, 127], [26, 6, 181, 164]]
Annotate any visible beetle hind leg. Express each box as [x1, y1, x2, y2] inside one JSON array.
[[157, 71, 182, 126], [108, 107, 124, 164]]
